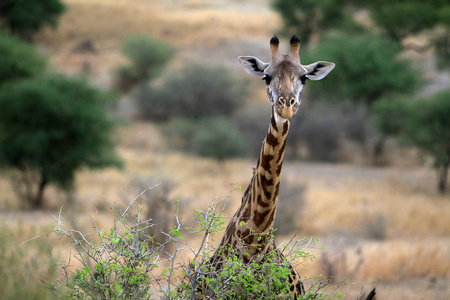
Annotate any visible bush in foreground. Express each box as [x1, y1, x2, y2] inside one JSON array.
[[50, 188, 374, 299]]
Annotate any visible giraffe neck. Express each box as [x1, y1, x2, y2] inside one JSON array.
[[207, 107, 302, 298], [236, 107, 290, 235]]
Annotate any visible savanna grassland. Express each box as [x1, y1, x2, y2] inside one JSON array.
[[1, 0, 449, 299]]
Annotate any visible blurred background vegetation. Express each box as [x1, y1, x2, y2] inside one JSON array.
[[0, 0, 449, 299]]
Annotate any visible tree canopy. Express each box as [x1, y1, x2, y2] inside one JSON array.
[[400, 91, 450, 194], [0, 0, 65, 38], [0, 75, 122, 208], [0, 34, 46, 85], [373, 91, 450, 193], [302, 32, 418, 106]]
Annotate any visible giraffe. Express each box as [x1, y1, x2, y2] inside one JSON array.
[[202, 35, 335, 298]]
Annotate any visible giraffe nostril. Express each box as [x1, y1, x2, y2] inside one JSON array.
[[290, 98, 295, 106], [278, 97, 285, 106]]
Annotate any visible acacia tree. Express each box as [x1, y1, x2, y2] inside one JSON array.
[[402, 91, 450, 194], [0, 76, 122, 209], [0, 0, 65, 39], [373, 91, 450, 194]]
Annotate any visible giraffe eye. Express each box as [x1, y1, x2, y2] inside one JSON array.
[[262, 75, 272, 85]]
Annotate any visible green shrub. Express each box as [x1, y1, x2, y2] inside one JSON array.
[[198, 248, 294, 299], [0, 75, 122, 208], [53, 202, 158, 299], [0, 34, 46, 86], [165, 117, 250, 160], [136, 62, 248, 121], [115, 35, 175, 91], [193, 118, 249, 160]]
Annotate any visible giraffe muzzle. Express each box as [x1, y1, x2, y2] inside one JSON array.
[[276, 97, 298, 119]]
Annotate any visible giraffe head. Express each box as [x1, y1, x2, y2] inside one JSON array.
[[239, 35, 335, 120]]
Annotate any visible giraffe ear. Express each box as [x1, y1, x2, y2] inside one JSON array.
[[238, 56, 269, 76], [303, 61, 335, 80]]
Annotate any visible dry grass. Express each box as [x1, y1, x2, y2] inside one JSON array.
[[36, 0, 280, 80], [39, 0, 278, 47], [300, 237, 450, 278], [361, 239, 450, 280], [280, 163, 450, 239]]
